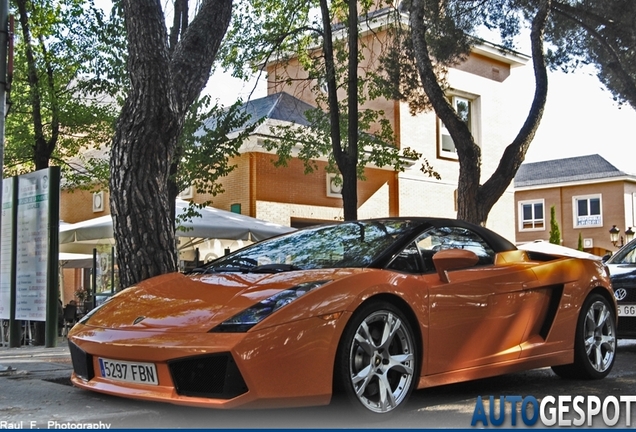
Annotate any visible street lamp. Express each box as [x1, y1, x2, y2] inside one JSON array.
[[609, 225, 621, 247], [609, 225, 634, 247]]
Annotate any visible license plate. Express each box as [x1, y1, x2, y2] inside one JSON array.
[[98, 358, 158, 385], [618, 304, 636, 317]]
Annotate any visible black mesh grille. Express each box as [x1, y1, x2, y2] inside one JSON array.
[[618, 317, 636, 338], [169, 353, 248, 399], [68, 341, 94, 381]]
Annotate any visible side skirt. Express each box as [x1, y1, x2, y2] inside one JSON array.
[[416, 350, 573, 389]]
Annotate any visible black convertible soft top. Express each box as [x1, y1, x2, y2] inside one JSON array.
[[347, 217, 518, 270], [424, 217, 517, 253]]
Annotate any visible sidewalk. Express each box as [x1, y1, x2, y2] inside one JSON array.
[[0, 336, 71, 373], [0, 337, 161, 428]]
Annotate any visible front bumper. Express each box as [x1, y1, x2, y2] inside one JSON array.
[[68, 313, 350, 409]]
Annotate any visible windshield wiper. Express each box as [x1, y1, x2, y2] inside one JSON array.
[[191, 260, 301, 274], [250, 263, 303, 273], [191, 257, 257, 274]]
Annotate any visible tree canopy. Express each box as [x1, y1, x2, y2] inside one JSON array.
[[547, 0, 636, 110], [5, 0, 122, 180]]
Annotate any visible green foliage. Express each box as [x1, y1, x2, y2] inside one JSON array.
[[549, 206, 561, 245], [174, 95, 261, 227], [219, 0, 319, 79], [222, 0, 426, 211], [577, 232, 584, 251], [376, 0, 524, 114], [546, 0, 636, 110], [263, 102, 410, 181], [5, 0, 125, 184]]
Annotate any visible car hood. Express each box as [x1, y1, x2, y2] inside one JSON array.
[[607, 263, 636, 279], [82, 269, 349, 332]]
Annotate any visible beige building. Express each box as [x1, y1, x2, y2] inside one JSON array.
[[514, 154, 636, 256], [206, 14, 533, 239]]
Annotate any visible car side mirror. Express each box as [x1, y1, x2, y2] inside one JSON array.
[[602, 252, 612, 263], [432, 249, 479, 283]]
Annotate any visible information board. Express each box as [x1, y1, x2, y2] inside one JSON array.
[[14, 170, 52, 321], [0, 178, 13, 320]]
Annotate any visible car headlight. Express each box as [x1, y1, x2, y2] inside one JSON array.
[[211, 280, 331, 333]]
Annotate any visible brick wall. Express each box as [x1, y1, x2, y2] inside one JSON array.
[[60, 189, 109, 223], [515, 180, 636, 253], [210, 152, 397, 219]]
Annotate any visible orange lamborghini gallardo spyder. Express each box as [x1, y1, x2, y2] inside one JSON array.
[[68, 218, 617, 415]]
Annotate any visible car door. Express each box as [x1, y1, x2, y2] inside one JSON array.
[[415, 227, 546, 375]]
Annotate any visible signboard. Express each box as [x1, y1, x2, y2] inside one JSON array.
[[0, 167, 59, 347], [15, 170, 52, 321], [0, 178, 13, 320]]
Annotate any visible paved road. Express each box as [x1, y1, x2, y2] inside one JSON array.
[[1, 339, 635, 429]]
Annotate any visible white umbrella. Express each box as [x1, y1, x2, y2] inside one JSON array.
[[59, 252, 94, 268], [173, 199, 294, 241], [59, 216, 113, 244], [59, 199, 294, 245]]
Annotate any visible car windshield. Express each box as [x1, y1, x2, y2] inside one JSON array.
[[202, 219, 420, 273], [608, 240, 636, 265]]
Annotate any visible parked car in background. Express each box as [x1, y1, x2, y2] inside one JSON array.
[[605, 239, 636, 338], [68, 218, 616, 416]]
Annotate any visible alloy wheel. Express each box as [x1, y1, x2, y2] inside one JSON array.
[[583, 300, 616, 373], [347, 309, 415, 413]]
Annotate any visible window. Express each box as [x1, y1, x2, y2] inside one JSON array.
[[178, 185, 193, 199], [519, 200, 545, 231], [387, 242, 422, 274], [438, 95, 478, 159], [573, 195, 602, 228], [326, 173, 342, 197], [92, 191, 104, 212], [415, 226, 495, 272]]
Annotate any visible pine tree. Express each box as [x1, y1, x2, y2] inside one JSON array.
[[578, 232, 584, 251], [549, 206, 561, 245]]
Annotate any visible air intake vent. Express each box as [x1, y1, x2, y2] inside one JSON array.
[[68, 341, 94, 381], [169, 353, 248, 399]]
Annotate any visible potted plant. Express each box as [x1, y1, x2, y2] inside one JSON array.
[[74, 288, 89, 304]]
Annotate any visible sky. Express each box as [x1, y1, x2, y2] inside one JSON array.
[[524, 67, 636, 174]]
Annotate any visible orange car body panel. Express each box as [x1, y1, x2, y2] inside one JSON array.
[[69, 249, 614, 409]]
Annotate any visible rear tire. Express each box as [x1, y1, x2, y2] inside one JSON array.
[[552, 293, 616, 379], [333, 301, 418, 416]]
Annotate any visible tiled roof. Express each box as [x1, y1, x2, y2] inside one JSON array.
[[202, 92, 314, 133], [514, 154, 628, 188]]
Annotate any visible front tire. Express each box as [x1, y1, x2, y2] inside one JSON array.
[[334, 301, 418, 415], [552, 293, 616, 379]]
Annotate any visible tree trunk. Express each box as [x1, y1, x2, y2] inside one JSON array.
[[341, 160, 358, 221], [111, 0, 232, 289], [319, 0, 359, 221], [16, 0, 59, 170], [344, 0, 359, 221], [409, 0, 550, 226]]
